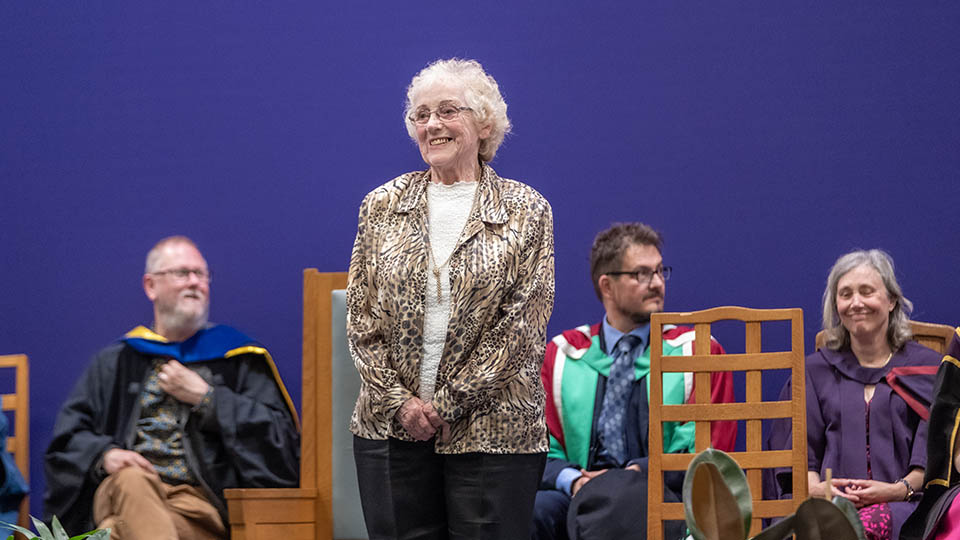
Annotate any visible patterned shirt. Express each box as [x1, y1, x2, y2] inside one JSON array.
[[132, 359, 213, 484]]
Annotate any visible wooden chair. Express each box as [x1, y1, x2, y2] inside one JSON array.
[[647, 307, 807, 540], [0, 354, 29, 528], [814, 320, 955, 353], [225, 270, 350, 540]]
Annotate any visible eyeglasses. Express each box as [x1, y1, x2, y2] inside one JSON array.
[[605, 266, 672, 285], [151, 268, 212, 283], [408, 102, 474, 125]]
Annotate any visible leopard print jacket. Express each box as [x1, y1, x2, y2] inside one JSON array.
[[346, 164, 555, 454]]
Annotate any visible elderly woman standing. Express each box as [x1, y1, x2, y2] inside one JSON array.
[[346, 58, 555, 539], [770, 249, 939, 540]]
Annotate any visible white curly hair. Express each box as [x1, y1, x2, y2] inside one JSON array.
[[404, 58, 511, 162]]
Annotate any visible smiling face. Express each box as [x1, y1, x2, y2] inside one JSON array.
[[143, 241, 210, 340], [600, 242, 666, 331], [835, 264, 895, 343], [411, 82, 490, 183]]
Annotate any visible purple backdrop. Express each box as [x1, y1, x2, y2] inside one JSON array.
[[2, 1, 959, 518]]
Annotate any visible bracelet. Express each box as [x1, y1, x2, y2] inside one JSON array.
[[898, 478, 915, 501]]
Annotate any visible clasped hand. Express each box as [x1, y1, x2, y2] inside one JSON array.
[[397, 397, 450, 442], [572, 464, 643, 497], [157, 360, 209, 406], [812, 477, 904, 507]]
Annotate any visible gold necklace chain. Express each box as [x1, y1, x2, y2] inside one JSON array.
[[424, 177, 481, 300], [859, 351, 894, 369]]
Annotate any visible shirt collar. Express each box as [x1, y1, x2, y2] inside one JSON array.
[[601, 317, 650, 357], [395, 163, 509, 224]]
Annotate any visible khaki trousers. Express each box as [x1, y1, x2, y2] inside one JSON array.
[[93, 467, 226, 540]]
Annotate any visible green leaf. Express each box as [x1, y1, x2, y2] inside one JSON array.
[[0, 520, 40, 539], [830, 497, 866, 540], [70, 528, 107, 539], [749, 513, 795, 540], [68, 530, 111, 540], [682, 448, 753, 540], [793, 498, 860, 540], [31, 515, 55, 540], [748, 497, 867, 540], [49, 515, 69, 540], [0, 516, 109, 540]]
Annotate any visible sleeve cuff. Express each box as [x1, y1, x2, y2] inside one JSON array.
[[92, 445, 119, 482], [556, 467, 582, 496], [432, 386, 464, 424], [192, 385, 214, 411], [192, 386, 217, 430], [382, 385, 416, 423]]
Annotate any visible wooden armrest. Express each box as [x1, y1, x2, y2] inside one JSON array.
[[225, 487, 318, 500], [224, 488, 320, 540]]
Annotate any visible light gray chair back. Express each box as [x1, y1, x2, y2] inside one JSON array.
[[331, 289, 367, 539]]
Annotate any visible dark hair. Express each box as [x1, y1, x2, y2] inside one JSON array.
[[589, 223, 663, 300]]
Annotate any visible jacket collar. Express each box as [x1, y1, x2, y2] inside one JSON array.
[[395, 162, 509, 225], [818, 344, 905, 385]]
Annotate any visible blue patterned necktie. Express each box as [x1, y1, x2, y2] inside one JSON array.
[[598, 334, 640, 465]]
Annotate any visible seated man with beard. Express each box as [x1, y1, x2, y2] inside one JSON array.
[[532, 223, 737, 540], [44, 236, 300, 540]]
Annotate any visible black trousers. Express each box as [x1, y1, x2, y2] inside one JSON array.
[[354, 435, 546, 540], [531, 463, 686, 540]]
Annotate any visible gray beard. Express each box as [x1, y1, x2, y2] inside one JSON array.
[[160, 309, 208, 340]]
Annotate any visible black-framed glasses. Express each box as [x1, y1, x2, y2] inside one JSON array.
[[605, 266, 672, 285], [408, 102, 474, 125], [151, 268, 212, 283]]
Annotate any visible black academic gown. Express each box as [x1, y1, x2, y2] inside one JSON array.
[[44, 326, 300, 534]]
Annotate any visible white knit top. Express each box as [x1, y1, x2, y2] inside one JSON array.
[[419, 180, 478, 401]]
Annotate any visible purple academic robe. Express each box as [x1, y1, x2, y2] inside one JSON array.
[[767, 341, 940, 538]]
